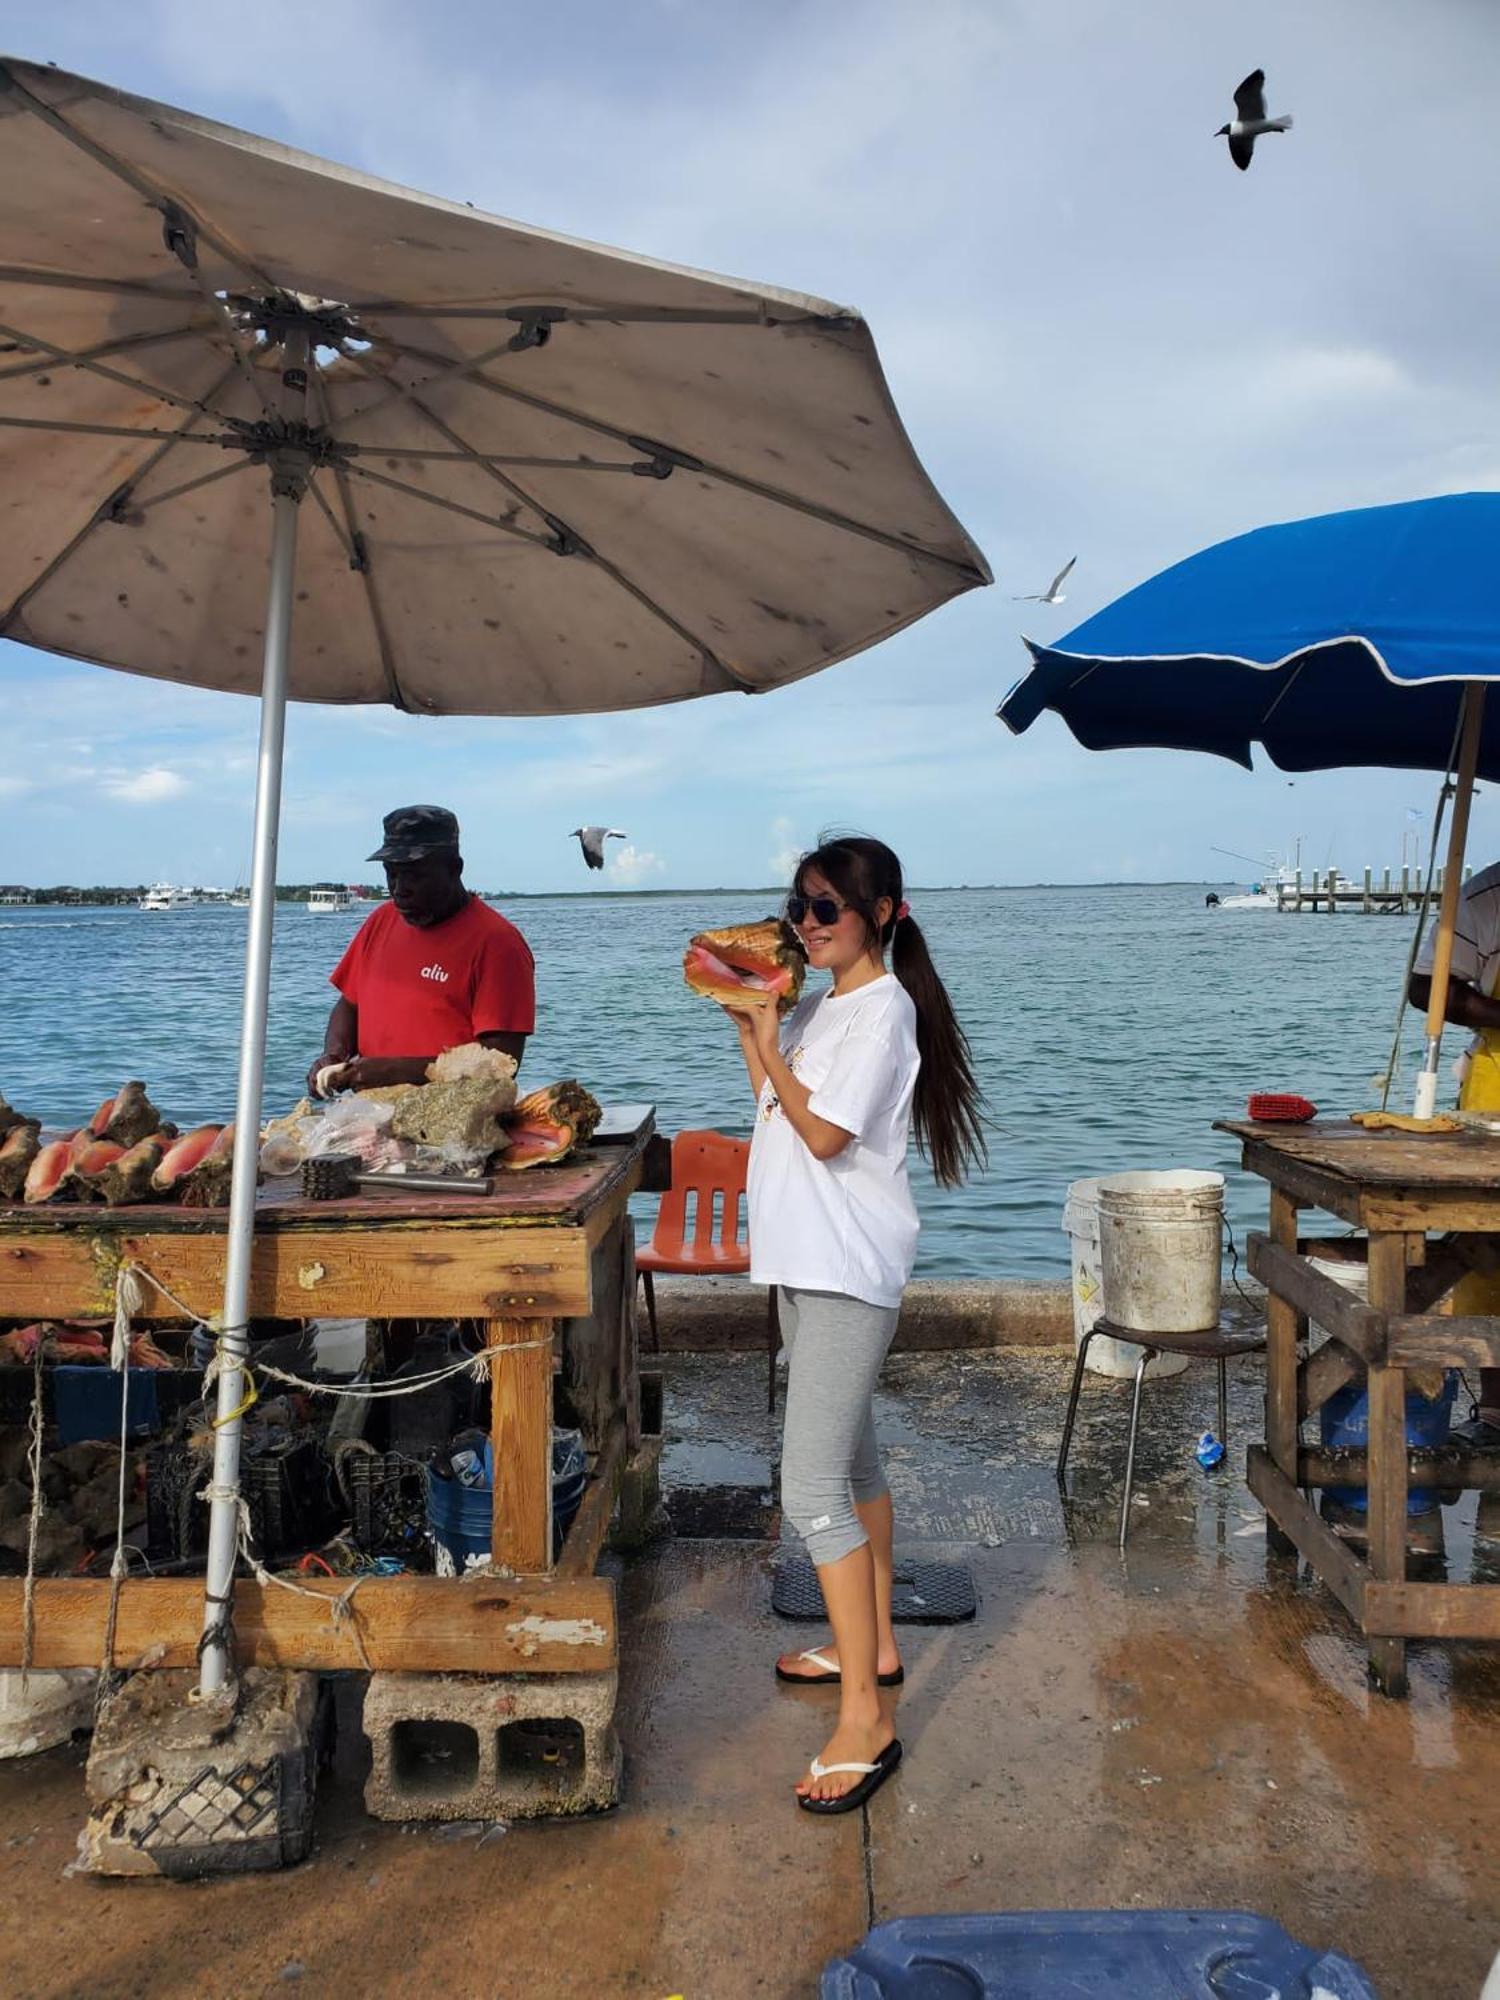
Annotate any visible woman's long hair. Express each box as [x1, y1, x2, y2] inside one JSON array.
[[792, 836, 986, 1187]]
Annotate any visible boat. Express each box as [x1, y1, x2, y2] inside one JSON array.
[[139, 883, 197, 911], [307, 886, 354, 914], [1208, 843, 1303, 912]]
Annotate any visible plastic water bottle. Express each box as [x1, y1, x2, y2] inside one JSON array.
[[1195, 1430, 1226, 1470]]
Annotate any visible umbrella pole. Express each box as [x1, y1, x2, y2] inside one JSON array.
[[199, 339, 311, 1696], [1414, 681, 1486, 1119]]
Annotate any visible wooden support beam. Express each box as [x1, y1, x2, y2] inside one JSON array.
[[490, 1315, 554, 1573], [1365, 1581, 1500, 1640], [1387, 1316, 1500, 1368], [1264, 1195, 1305, 1492], [1298, 1446, 1500, 1491], [1298, 1339, 1362, 1420], [0, 1223, 592, 1321], [1248, 1233, 1386, 1360], [556, 1416, 628, 1580], [1365, 1233, 1412, 1695], [1239, 1145, 1364, 1222], [1246, 1446, 1367, 1623], [0, 1573, 617, 1673]]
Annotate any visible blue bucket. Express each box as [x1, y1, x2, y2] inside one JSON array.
[[1320, 1371, 1458, 1516], [426, 1428, 589, 1568]]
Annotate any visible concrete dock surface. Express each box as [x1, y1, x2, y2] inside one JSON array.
[[3, 1345, 1499, 1999]]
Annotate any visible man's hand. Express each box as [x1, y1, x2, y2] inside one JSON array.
[[308, 1054, 354, 1099]]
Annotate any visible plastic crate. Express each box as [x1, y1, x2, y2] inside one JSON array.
[[344, 1450, 430, 1565], [146, 1432, 335, 1565], [820, 1911, 1379, 1999]]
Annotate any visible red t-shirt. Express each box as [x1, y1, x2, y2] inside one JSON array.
[[331, 897, 536, 1059]]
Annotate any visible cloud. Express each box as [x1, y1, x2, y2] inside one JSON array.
[[606, 843, 666, 886], [104, 767, 189, 805], [769, 816, 802, 882]]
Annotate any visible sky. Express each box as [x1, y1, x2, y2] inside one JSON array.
[[2, 0, 1499, 892]]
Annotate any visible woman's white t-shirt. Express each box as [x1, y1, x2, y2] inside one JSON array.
[[747, 973, 921, 1308]]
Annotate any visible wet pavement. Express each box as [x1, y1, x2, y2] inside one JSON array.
[[4, 1346, 1500, 1998]]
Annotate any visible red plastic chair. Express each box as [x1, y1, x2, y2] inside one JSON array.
[[635, 1129, 780, 1410]]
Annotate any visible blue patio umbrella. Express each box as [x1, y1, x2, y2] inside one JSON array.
[[998, 493, 1500, 1113]]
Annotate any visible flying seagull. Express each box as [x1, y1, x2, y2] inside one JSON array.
[[571, 826, 627, 871], [1217, 69, 1293, 171], [1011, 556, 1076, 605]]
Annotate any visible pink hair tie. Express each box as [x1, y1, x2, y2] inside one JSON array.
[[896, 900, 910, 921]]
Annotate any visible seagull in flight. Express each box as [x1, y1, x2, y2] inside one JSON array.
[[1217, 69, 1293, 171], [1011, 556, 1076, 605], [571, 826, 627, 871]]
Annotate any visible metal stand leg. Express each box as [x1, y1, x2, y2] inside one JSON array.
[[1119, 1348, 1155, 1552], [1056, 1330, 1094, 1484], [1218, 1357, 1228, 1445]]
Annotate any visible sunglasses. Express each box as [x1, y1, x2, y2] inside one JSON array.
[[786, 893, 848, 926]]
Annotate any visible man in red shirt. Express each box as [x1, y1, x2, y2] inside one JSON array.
[[307, 805, 535, 1095]]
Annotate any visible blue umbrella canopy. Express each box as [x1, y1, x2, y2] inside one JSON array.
[[999, 494, 1500, 778]]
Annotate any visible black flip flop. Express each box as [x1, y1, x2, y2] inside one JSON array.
[[776, 1647, 904, 1688], [797, 1738, 902, 1815]]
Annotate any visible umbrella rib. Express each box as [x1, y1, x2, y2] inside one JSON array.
[[0, 323, 203, 386], [0, 264, 200, 303], [0, 358, 242, 634], [0, 413, 229, 444], [1257, 658, 1307, 730], [0, 318, 240, 427], [345, 369, 751, 691], [309, 371, 409, 711], [332, 332, 525, 433], [178, 271, 281, 423], [0, 63, 281, 296], [345, 303, 826, 327], [339, 457, 750, 693], [130, 455, 257, 516], [374, 333, 984, 580]]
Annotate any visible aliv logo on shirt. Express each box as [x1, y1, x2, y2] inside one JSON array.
[[419, 963, 451, 984]]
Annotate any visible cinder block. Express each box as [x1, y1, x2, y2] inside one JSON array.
[[82, 1668, 321, 1878], [362, 1668, 620, 1823], [0, 1668, 96, 1759]]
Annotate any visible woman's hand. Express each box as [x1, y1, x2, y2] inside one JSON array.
[[744, 994, 782, 1063]]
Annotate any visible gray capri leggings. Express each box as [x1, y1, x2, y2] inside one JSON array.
[[778, 1284, 901, 1568]]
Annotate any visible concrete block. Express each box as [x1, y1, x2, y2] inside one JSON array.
[[0, 1668, 96, 1759], [363, 1668, 621, 1823], [82, 1667, 321, 1878]]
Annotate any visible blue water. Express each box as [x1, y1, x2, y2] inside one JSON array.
[[0, 887, 1434, 1277]]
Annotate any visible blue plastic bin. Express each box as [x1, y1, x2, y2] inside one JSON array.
[[426, 1428, 589, 1568], [1320, 1372, 1458, 1516], [820, 1910, 1379, 1999], [53, 1365, 160, 1445]]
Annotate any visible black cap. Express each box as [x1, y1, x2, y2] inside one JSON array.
[[367, 805, 461, 864]]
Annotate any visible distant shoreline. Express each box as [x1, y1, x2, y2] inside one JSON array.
[[3, 880, 1228, 906]]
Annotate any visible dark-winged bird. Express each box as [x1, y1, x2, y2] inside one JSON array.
[[1216, 69, 1293, 171], [571, 826, 627, 871]]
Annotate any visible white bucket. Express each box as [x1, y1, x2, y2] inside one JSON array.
[[1062, 1179, 1189, 1379], [1097, 1169, 1225, 1335]]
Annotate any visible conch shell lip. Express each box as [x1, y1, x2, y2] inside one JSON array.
[[683, 917, 806, 1012]]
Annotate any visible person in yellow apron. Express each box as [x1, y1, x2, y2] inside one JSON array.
[[1410, 859, 1500, 1445]]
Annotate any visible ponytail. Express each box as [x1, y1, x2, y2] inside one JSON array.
[[890, 913, 987, 1187], [791, 834, 987, 1188]]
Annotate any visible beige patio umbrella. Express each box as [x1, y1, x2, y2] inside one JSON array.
[[0, 56, 988, 1693]]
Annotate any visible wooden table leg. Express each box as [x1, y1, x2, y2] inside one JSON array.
[[1265, 1188, 1304, 1554], [488, 1316, 554, 1574], [1366, 1233, 1410, 1697]]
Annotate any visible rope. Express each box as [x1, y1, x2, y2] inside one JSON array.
[[19, 1340, 44, 1690]]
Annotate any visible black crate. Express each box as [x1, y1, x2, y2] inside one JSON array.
[[145, 1431, 335, 1565], [344, 1449, 430, 1566]]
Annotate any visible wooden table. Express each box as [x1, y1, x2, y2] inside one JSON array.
[[0, 1119, 652, 1679], [1220, 1117, 1500, 1695]]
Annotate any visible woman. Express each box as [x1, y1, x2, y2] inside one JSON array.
[[722, 835, 985, 1813]]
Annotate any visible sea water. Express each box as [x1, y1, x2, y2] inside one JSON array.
[[0, 885, 1436, 1278]]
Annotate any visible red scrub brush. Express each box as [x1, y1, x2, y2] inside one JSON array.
[[1247, 1092, 1317, 1123]]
